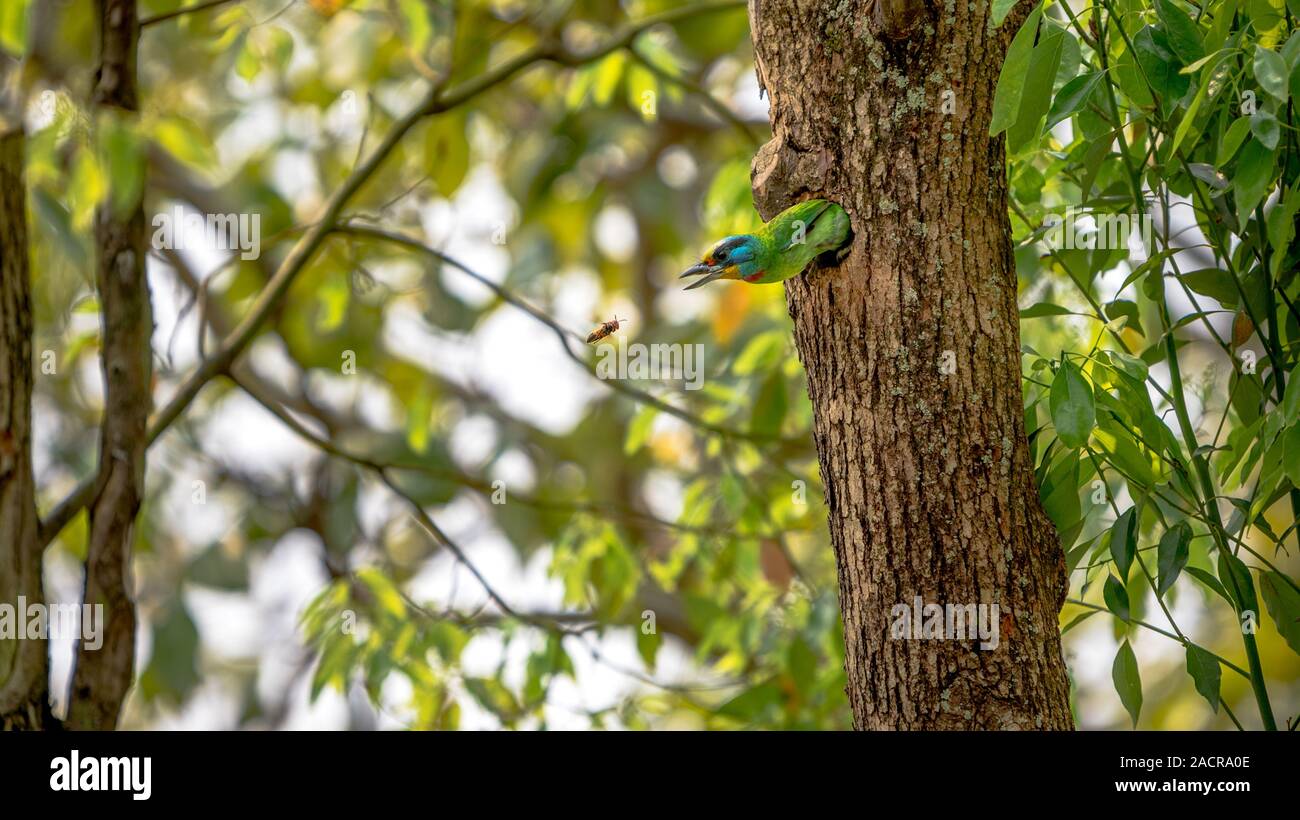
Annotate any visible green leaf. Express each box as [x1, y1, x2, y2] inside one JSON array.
[[1062, 609, 1099, 635], [309, 630, 355, 702], [1217, 549, 1257, 614], [1046, 71, 1104, 130], [624, 405, 658, 455], [1188, 162, 1230, 189], [1154, 0, 1205, 64], [1106, 349, 1149, 381], [750, 370, 787, 436], [1168, 69, 1210, 157], [316, 274, 349, 332], [1249, 109, 1280, 150], [1186, 566, 1234, 604], [1284, 29, 1300, 67], [1283, 372, 1300, 423], [1112, 640, 1143, 728], [99, 115, 145, 217], [1050, 361, 1095, 448], [260, 26, 294, 73], [625, 63, 659, 121], [1282, 423, 1300, 488], [187, 542, 250, 591], [1258, 571, 1300, 656], [235, 35, 261, 81], [1180, 48, 1230, 74], [1104, 301, 1145, 337], [990, 3, 1044, 136], [733, 329, 786, 375], [592, 52, 627, 106], [1020, 302, 1076, 318], [356, 568, 408, 620], [1007, 22, 1066, 151], [1254, 46, 1289, 101], [464, 677, 520, 722], [141, 601, 202, 705], [1104, 573, 1131, 621], [1185, 644, 1221, 712], [1215, 116, 1253, 166], [718, 683, 783, 720], [787, 637, 817, 691], [1174, 268, 1238, 306], [1233, 138, 1276, 222], [405, 384, 433, 454], [1266, 185, 1300, 265], [397, 0, 433, 54], [1133, 25, 1191, 107], [1109, 507, 1137, 580], [424, 112, 471, 196], [637, 625, 662, 671], [1056, 26, 1081, 85], [1206, 0, 1240, 51], [1156, 521, 1191, 596], [1040, 450, 1082, 530], [152, 117, 218, 170], [33, 185, 89, 270], [426, 621, 468, 664], [0, 0, 30, 56], [991, 0, 1020, 27]]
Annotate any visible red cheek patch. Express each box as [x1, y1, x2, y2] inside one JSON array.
[[744, 271, 764, 282]]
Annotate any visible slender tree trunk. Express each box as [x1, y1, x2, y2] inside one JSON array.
[[66, 0, 151, 730], [748, 0, 1073, 729], [0, 71, 53, 730]]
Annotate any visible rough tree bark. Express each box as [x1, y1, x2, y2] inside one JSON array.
[[748, 0, 1073, 728], [0, 62, 54, 730], [66, 0, 152, 730]]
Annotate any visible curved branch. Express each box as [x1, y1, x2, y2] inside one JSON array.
[[37, 0, 751, 551], [627, 43, 761, 144], [334, 223, 804, 445], [66, 0, 152, 731], [0, 108, 52, 728], [140, 0, 245, 28]]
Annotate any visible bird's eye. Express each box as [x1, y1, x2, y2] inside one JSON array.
[[715, 250, 728, 262]]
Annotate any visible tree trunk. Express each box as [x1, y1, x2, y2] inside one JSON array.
[[748, 0, 1073, 729], [0, 88, 54, 730], [66, 0, 151, 730]]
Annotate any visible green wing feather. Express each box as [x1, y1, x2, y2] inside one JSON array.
[[771, 200, 834, 250], [755, 199, 851, 282]]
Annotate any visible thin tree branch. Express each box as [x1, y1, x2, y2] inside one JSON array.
[[37, 0, 751, 550], [334, 222, 804, 445], [66, 0, 151, 731], [0, 107, 52, 728], [160, 247, 799, 543], [1064, 599, 1251, 681], [140, 0, 244, 28], [627, 43, 761, 144], [225, 365, 577, 632]]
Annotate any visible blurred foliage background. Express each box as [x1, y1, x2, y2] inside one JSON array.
[[9, 0, 1300, 729]]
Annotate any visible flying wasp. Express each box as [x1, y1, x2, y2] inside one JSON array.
[[586, 315, 624, 344]]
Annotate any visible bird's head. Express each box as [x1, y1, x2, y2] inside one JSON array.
[[680, 235, 763, 289]]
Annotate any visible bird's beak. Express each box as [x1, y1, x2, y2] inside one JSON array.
[[680, 262, 726, 289]]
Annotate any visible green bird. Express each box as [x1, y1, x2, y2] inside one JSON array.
[[680, 199, 852, 290]]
